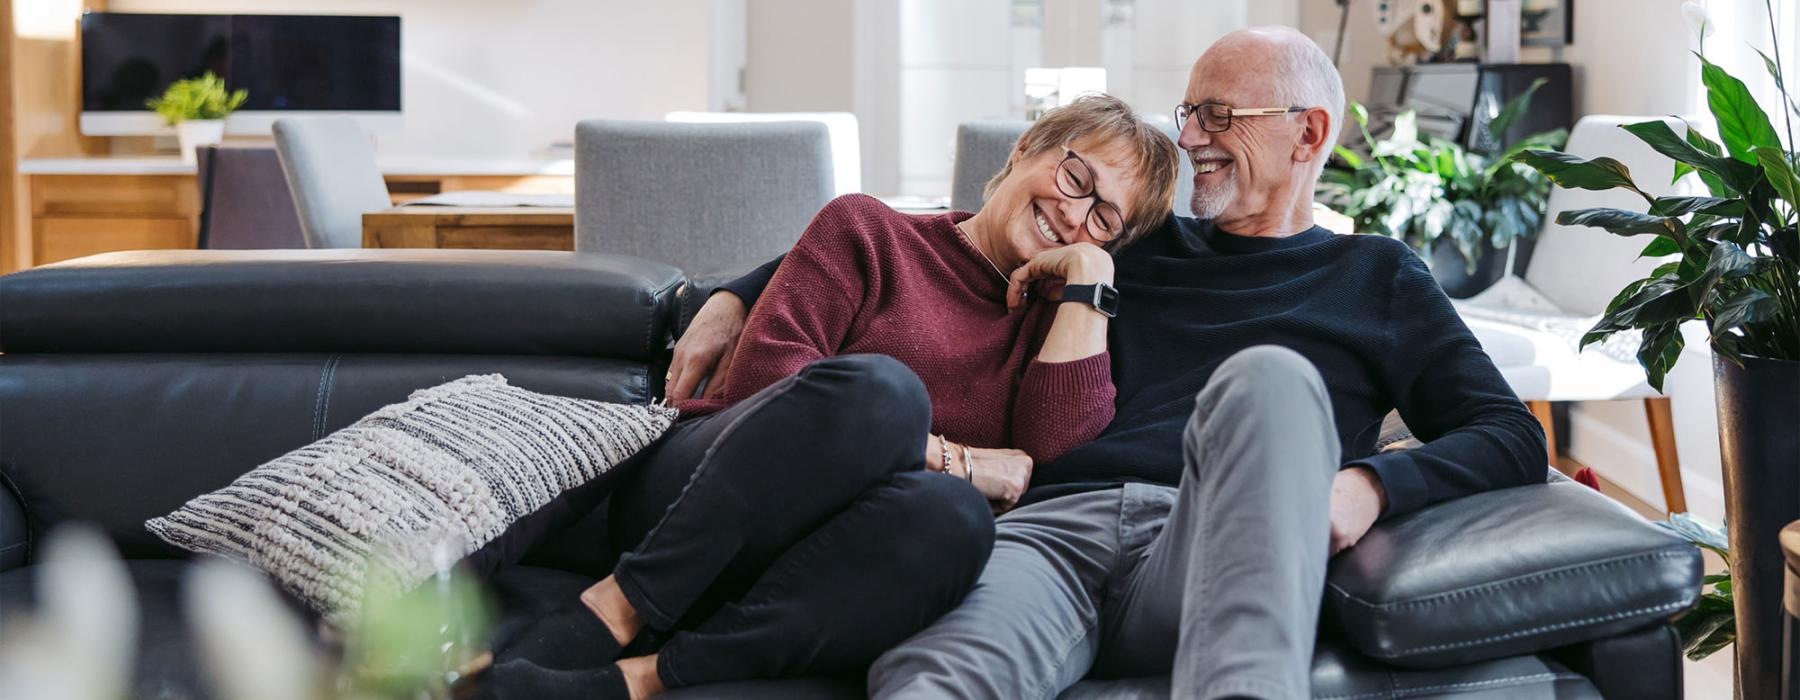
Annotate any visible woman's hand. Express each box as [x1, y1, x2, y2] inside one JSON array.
[[966, 447, 1033, 512], [1006, 242, 1114, 309]]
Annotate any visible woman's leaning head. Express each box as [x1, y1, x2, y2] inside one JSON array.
[[977, 94, 1180, 265]]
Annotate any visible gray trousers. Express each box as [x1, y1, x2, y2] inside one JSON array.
[[868, 346, 1342, 700]]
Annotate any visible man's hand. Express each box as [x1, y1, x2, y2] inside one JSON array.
[[1329, 466, 1387, 556], [1006, 243, 1114, 309], [667, 292, 748, 400]]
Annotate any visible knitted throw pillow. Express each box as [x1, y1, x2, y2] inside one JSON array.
[[146, 374, 676, 624]]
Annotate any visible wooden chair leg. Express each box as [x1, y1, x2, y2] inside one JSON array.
[[1644, 397, 1689, 514], [1527, 400, 1560, 472]]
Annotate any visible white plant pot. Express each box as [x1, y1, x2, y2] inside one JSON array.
[[176, 120, 226, 165]]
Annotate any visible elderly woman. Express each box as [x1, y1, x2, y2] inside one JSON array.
[[492, 95, 1179, 699]]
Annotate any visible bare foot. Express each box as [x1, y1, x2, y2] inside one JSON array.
[[617, 655, 664, 699], [579, 576, 643, 647]]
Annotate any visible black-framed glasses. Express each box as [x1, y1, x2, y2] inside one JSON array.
[[1054, 149, 1126, 241], [1174, 102, 1307, 133]]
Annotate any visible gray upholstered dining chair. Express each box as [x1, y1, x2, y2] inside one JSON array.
[[195, 146, 306, 249], [950, 120, 1194, 217], [272, 117, 391, 249], [574, 119, 833, 273]]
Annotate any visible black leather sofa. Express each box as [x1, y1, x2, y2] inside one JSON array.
[[0, 250, 1702, 698]]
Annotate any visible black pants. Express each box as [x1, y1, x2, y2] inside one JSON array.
[[608, 354, 996, 689]]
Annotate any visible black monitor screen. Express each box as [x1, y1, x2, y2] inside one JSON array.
[[81, 13, 400, 112]]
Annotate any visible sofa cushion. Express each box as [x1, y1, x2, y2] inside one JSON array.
[[146, 374, 675, 622], [0, 354, 653, 563], [0, 249, 684, 361], [1325, 475, 1702, 668]]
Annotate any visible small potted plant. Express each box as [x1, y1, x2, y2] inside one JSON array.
[[1317, 80, 1567, 297], [146, 71, 247, 165]]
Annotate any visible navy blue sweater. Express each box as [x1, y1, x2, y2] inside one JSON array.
[[719, 214, 1547, 519]]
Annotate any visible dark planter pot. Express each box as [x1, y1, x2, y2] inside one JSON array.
[[1716, 353, 1800, 700], [1426, 239, 1508, 299]]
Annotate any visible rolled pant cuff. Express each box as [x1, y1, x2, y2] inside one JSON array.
[[1195, 676, 1303, 700], [611, 561, 680, 632]]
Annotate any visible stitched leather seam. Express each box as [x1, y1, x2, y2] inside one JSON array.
[[0, 468, 32, 566], [1325, 548, 1693, 611], [312, 354, 341, 441], [1378, 599, 1693, 656], [1315, 671, 1583, 699], [646, 277, 681, 359]]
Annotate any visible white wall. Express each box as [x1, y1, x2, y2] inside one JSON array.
[[107, 0, 728, 158]]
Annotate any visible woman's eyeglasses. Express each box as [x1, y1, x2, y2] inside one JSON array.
[[1054, 149, 1126, 241]]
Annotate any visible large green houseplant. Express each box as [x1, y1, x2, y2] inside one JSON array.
[[1318, 80, 1566, 296], [1510, 5, 1800, 693]]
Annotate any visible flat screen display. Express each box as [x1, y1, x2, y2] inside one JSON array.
[[81, 13, 400, 113]]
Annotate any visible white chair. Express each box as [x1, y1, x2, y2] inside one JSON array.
[[271, 117, 391, 249], [1453, 115, 1693, 511], [665, 111, 861, 196]]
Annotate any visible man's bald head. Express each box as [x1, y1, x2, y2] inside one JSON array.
[[1178, 27, 1345, 233], [1198, 27, 1345, 164]]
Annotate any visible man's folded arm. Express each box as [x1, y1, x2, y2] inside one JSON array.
[[1353, 258, 1549, 519], [716, 254, 785, 309]]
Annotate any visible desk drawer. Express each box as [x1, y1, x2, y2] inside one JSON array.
[[31, 175, 199, 217]]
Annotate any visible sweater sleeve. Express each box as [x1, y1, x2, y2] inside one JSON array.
[[715, 254, 785, 310], [1352, 253, 1549, 519], [1009, 303, 1117, 464], [677, 198, 876, 415]]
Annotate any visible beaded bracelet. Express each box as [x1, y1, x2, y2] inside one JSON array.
[[937, 434, 953, 475]]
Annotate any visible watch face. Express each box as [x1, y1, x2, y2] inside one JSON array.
[[1096, 284, 1120, 315]]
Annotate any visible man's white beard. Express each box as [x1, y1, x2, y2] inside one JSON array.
[[1190, 178, 1234, 219]]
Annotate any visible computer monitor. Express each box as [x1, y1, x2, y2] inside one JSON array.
[[79, 13, 402, 136]]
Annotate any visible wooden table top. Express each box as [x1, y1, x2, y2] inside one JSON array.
[[362, 206, 574, 226]]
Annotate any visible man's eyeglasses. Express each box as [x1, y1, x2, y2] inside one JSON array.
[[1054, 149, 1126, 241], [1174, 102, 1307, 133]]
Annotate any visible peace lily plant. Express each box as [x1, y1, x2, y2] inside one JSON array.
[[1508, 0, 1800, 671]]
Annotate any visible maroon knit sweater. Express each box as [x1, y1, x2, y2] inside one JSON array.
[[678, 194, 1114, 464]]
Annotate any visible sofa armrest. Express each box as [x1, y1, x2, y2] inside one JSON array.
[[0, 250, 685, 361], [1324, 473, 1702, 668]]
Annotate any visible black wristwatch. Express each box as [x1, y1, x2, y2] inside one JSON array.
[[1059, 282, 1120, 318]]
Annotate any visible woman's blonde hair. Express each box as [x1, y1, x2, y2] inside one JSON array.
[[983, 94, 1180, 246]]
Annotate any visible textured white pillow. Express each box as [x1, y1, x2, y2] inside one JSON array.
[[147, 374, 676, 624]]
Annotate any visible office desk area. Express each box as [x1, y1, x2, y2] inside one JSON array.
[[13, 155, 577, 270]]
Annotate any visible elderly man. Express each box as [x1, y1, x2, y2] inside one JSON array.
[[670, 26, 1545, 699]]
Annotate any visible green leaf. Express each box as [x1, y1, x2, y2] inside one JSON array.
[[1711, 288, 1778, 338], [1637, 322, 1687, 392], [1699, 53, 1785, 164], [1485, 77, 1548, 145], [1650, 196, 1746, 218], [1623, 119, 1757, 192], [1557, 208, 1679, 237], [1512, 150, 1648, 201], [1332, 144, 1366, 169], [1702, 240, 1757, 283], [1753, 145, 1800, 209], [1640, 236, 1680, 258]]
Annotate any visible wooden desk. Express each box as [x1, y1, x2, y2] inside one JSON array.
[[362, 206, 575, 250]]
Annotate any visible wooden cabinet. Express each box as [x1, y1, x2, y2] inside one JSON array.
[[16, 169, 574, 269], [28, 174, 198, 266]]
